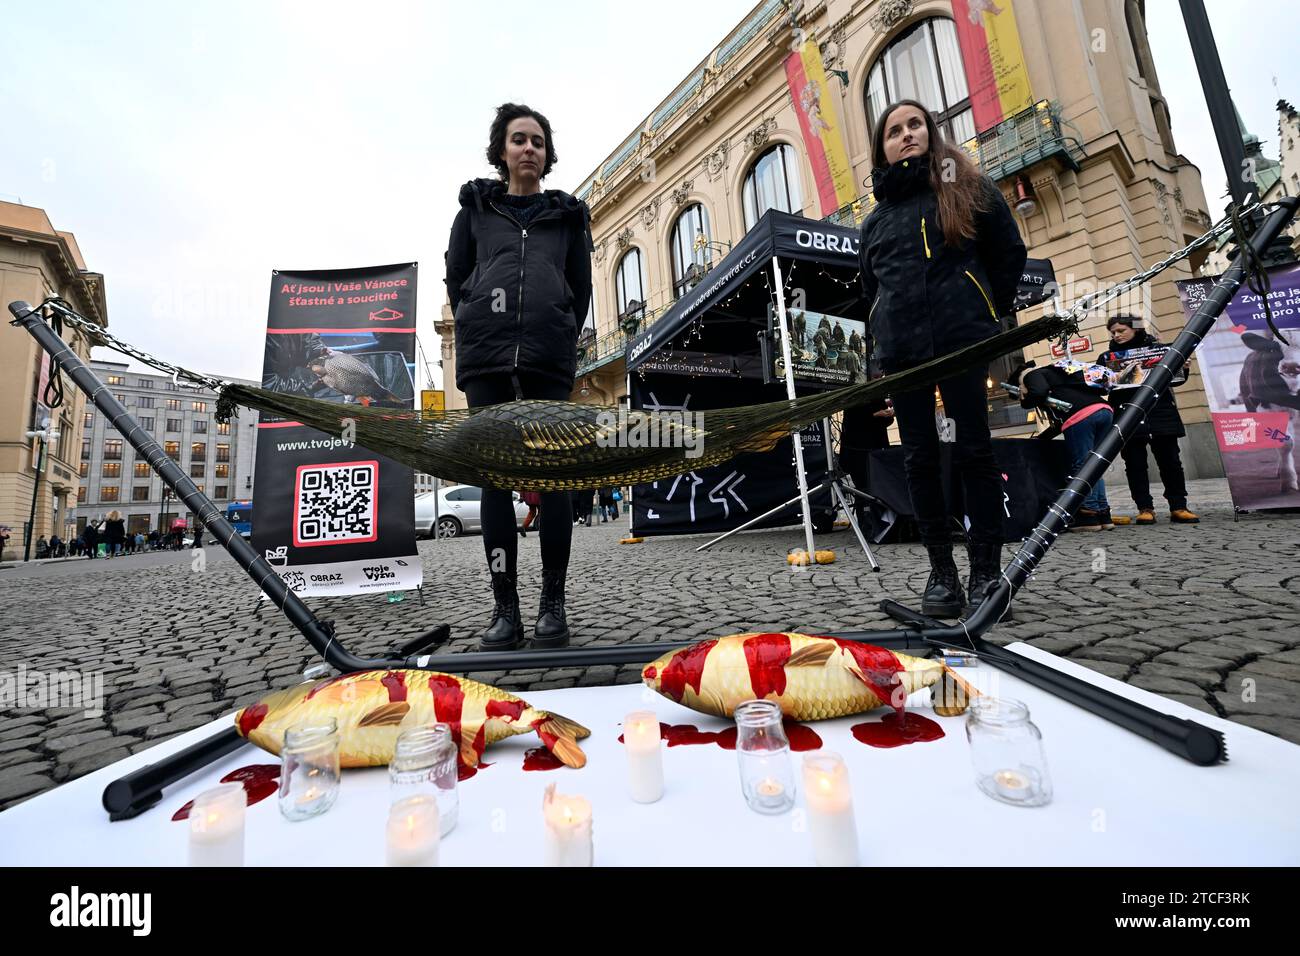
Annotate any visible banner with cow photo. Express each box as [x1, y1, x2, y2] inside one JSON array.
[[252, 263, 422, 597], [1177, 263, 1300, 512]]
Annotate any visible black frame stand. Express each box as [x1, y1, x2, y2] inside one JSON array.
[[696, 416, 883, 571], [8, 195, 1296, 816]]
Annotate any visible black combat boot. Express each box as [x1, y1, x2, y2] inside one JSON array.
[[533, 568, 571, 649], [921, 544, 965, 618], [479, 571, 523, 651], [963, 540, 1013, 620]]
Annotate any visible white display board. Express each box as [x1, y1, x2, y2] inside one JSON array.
[[1, 643, 1297, 866]]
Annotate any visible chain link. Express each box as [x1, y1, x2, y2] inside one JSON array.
[[1052, 200, 1270, 329], [35, 297, 228, 393]]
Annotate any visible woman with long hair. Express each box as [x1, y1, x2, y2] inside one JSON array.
[[859, 100, 1027, 618], [445, 103, 593, 650]]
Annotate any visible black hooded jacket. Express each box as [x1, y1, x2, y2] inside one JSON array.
[[858, 155, 1027, 373], [1096, 329, 1186, 438], [444, 178, 593, 389]]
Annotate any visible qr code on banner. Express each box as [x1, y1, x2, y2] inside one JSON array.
[[293, 460, 379, 547]]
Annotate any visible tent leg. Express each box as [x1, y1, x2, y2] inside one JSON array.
[[822, 416, 881, 571], [695, 477, 836, 552], [770, 256, 818, 560]]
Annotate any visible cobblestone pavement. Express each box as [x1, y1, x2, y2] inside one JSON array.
[[1, 477, 1297, 810]]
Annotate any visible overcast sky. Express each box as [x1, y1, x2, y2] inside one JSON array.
[[1, 1, 1294, 388]]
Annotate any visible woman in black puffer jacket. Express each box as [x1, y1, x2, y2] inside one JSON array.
[[1096, 314, 1198, 524], [444, 102, 593, 651], [859, 99, 1027, 619]]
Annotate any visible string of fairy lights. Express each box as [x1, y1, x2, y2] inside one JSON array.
[[633, 257, 863, 383]]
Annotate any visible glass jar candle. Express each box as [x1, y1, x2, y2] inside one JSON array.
[[733, 700, 796, 814], [965, 697, 1053, 807], [188, 783, 245, 867], [279, 718, 341, 821], [389, 723, 459, 835]]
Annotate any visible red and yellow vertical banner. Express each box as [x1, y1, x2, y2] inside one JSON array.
[[951, 0, 1034, 132], [784, 39, 857, 216]]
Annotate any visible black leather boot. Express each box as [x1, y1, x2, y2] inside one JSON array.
[[964, 540, 1012, 620], [533, 568, 571, 649], [479, 571, 523, 651], [921, 544, 965, 618]]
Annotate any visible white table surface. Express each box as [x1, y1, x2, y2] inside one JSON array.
[[2, 643, 1297, 866]]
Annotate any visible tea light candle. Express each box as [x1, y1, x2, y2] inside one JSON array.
[[188, 783, 245, 867], [757, 777, 785, 799], [993, 769, 1031, 801], [802, 753, 859, 867], [386, 796, 440, 867], [623, 711, 664, 803], [542, 783, 593, 867]]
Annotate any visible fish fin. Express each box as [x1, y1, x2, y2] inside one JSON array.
[[357, 701, 410, 727], [533, 712, 589, 768], [932, 664, 981, 717], [786, 641, 836, 667], [836, 648, 895, 708]]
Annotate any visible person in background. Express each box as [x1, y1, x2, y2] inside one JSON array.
[[1097, 314, 1199, 525], [104, 511, 126, 558], [519, 490, 541, 538], [1010, 359, 1115, 531], [49, 533, 64, 558], [83, 520, 100, 559], [35, 535, 50, 559], [598, 487, 614, 522]]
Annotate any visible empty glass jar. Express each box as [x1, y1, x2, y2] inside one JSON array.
[[389, 723, 459, 835], [733, 700, 796, 814], [965, 697, 1053, 807], [279, 718, 341, 821]]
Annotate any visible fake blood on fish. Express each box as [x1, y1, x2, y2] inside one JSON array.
[[172, 764, 281, 821], [522, 747, 567, 772], [618, 720, 822, 751], [850, 712, 944, 748]]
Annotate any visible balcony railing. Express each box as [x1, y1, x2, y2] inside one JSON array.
[[575, 308, 668, 378], [823, 100, 1083, 230], [960, 99, 1083, 182]]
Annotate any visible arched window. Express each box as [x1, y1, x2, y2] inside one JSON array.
[[865, 18, 974, 148], [669, 204, 712, 299], [614, 248, 646, 325], [742, 144, 802, 230]]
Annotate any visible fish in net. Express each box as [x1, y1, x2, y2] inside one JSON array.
[[214, 314, 1073, 492]]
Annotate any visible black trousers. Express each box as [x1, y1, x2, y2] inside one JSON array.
[[1120, 433, 1188, 511], [463, 371, 573, 576], [891, 366, 1004, 547]]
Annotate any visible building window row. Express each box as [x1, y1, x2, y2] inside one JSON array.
[[606, 16, 973, 329]]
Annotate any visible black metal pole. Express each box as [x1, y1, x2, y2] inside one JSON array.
[[965, 197, 1298, 635], [8, 301, 381, 673], [1179, 0, 1257, 206]]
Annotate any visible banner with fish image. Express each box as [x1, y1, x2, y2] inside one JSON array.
[[252, 263, 422, 597]]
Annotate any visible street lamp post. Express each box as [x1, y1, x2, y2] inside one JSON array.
[[23, 425, 59, 562]]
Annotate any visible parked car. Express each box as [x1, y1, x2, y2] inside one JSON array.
[[413, 486, 528, 539]]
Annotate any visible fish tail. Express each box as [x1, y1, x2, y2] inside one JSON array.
[[528, 710, 590, 768], [932, 663, 981, 717]]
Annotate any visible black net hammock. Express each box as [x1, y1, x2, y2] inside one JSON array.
[[204, 314, 1074, 492]]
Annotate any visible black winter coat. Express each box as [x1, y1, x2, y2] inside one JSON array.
[[858, 155, 1027, 373], [1019, 362, 1112, 426], [1096, 330, 1186, 438], [444, 178, 593, 389]]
